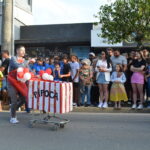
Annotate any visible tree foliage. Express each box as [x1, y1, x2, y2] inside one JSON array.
[[95, 0, 150, 48]]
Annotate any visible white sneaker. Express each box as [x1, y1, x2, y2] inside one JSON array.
[[10, 118, 19, 124], [73, 103, 77, 107], [102, 102, 108, 108], [132, 104, 137, 109], [98, 102, 103, 108], [18, 107, 21, 112], [137, 104, 143, 110]]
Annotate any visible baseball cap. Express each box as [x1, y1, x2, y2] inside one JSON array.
[[89, 52, 95, 57]]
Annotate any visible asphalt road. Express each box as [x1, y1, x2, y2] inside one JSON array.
[[0, 112, 150, 150]]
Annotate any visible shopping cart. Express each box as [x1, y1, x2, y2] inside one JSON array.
[[28, 80, 73, 130]]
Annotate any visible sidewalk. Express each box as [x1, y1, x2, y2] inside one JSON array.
[[2, 105, 150, 113], [73, 106, 150, 113]]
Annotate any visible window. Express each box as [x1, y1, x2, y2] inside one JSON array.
[[28, 0, 31, 5]]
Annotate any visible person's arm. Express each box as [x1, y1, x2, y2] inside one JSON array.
[[122, 57, 127, 71], [73, 69, 79, 81], [0, 72, 4, 81], [110, 72, 116, 82], [123, 64, 127, 72], [59, 64, 71, 78], [79, 69, 84, 81], [0, 78, 3, 81], [10, 57, 21, 69], [72, 63, 80, 81], [1, 59, 9, 72], [130, 65, 137, 72], [105, 63, 112, 72], [131, 65, 145, 72], [120, 73, 126, 83], [95, 60, 100, 72], [60, 72, 71, 78]]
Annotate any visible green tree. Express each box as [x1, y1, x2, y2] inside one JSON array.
[[95, 0, 150, 48]]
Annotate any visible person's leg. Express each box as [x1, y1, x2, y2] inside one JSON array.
[[0, 101, 2, 111], [73, 83, 79, 105], [148, 79, 150, 99], [80, 85, 85, 105], [137, 84, 144, 105], [114, 102, 117, 108], [118, 101, 121, 108], [0, 88, 2, 111], [131, 83, 138, 105], [7, 82, 18, 118], [103, 84, 109, 103], [91, 84, 100, 106], [98, 84, 104, 103], [147, 79, 150, 107], [16, 93, 26, 110], [87, 85, 91, 105]]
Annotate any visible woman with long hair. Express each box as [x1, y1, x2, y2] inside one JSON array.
[[130, 51, 146, 109], [95, 51, 112, 108]]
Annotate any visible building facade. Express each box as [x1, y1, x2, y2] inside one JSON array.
[[0, 0, 33, 45], [16, 23, 92, 59]]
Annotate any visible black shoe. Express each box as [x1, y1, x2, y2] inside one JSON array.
[[80, 103, 84, 106], [85, 104, 90, 107]]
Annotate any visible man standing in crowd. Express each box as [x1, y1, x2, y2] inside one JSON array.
[[8, 46, 29, 124], [111, 49, 127, 72], [0, 50, 10, 105], [141, 48, 149, 61], [107, 48, 114, 58], [70, 55, 80, 106], [89, 52, 99, 106]]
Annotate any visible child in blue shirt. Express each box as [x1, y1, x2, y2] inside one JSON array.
[[53, 63, 63, 81], [110, 64, 128, 109], [33, 58, 46, 75]]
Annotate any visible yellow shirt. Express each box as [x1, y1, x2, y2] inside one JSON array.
[[0, 71, 3, 89]]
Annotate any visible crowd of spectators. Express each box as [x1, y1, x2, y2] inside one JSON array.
[[0, 47, 150, 112]]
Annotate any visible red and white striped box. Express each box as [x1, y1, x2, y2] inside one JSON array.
[[28, 80, 73, 114]]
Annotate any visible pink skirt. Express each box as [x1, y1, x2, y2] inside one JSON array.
[[131, 72, 144, 84]]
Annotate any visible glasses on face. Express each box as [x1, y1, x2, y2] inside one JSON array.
[[101, 53, 105, 55]]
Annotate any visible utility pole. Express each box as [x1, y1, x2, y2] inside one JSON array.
[[1, 0, 13, 55]]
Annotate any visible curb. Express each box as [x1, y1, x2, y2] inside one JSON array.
[[73, 107, 150, 113], [2, 105, 150, 113]]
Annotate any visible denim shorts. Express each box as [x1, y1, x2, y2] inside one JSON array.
[[96, 72, 109, 84]]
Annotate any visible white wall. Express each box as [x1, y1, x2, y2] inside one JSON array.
[[91, 25, 123, 47], [14, 6, 33, 25]]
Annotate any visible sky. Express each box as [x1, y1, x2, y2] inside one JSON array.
[[33, 0, 115, 25]]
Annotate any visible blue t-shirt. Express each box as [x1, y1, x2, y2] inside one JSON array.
[[33, 63, 46, 75], [45, 63, 55, 72], [54, 70, 62, 81], [54, 62, 64, 81]]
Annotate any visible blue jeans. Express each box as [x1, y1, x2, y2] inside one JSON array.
[[2, 77, 7, 90], [80, 85, 91, 105], [147, 78, 150, 98]]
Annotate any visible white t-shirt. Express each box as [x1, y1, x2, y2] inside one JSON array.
[[70, 62, 80, 83], [96, 60, 108, 71]]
